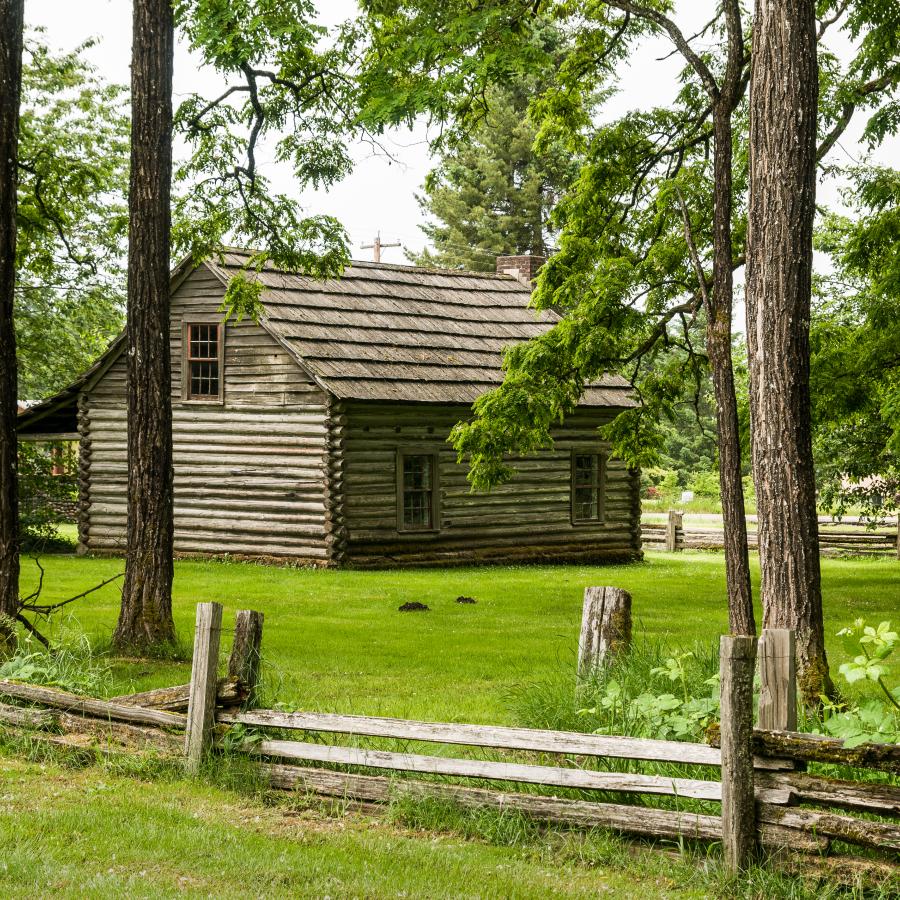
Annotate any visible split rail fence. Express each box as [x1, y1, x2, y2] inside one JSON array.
[[643, 510, 900, 558], [0, 603, 897, 875]]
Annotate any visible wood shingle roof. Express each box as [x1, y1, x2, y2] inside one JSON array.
[[207, 251, 636, 407]]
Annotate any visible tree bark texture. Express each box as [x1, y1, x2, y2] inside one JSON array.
[[115, 0, 176, 652], [709, 103, 755, 638], [746, 0, 831, 701], [0, 0, 24, 653]]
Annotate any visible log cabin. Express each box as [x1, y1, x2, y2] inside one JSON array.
[[18, 250, 642, 567]]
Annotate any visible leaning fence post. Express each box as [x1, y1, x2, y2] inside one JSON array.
[[720, 634, 757, 873], [757, 628, 796, 732], [578, 587, 632, 681], [228, 609, 264, 704], [184, 601, 223, 773], [665, 509, 683, 552]]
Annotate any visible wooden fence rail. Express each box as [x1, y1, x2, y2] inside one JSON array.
[[0, 608, 897, 878], [643, 510, 900, 558]]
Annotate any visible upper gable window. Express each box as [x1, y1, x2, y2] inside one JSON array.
[[184, 322, 223, 401]]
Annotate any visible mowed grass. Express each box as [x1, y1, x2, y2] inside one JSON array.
[[3, 554, 899, 899], [0, 756, 709, 900], [19, 551, 899, 723]]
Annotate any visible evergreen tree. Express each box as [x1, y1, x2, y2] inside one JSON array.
[[410, 28, 579, 272]]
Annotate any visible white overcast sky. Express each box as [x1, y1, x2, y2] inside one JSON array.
[[25, 1, 896, 268]]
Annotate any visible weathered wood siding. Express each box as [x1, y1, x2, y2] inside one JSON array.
[[79, 265, 330, 561], [341, 401, 641, 567]]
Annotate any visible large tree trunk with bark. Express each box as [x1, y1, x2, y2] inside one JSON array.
[[709, 104, 755, 638], [746, 0, 831, 702], [0, 0, 24, 654], [114, 0, 176, 653]]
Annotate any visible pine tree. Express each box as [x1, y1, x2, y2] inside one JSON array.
[[410, 34, 578, 272]]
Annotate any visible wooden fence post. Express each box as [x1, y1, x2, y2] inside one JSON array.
[[896, 517, 899, 561], [228, 610, 264, 704], [665, 510, 683, 552], [578, 587, 632, 680], [184, 602, 223, 773], [758, 628, 797, 732], [720, 634, 757, 873]]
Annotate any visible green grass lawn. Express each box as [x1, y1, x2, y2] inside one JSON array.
[[4, 552, 899, 899], [20, 551, 899, 723], [0, 755, 715, 899]]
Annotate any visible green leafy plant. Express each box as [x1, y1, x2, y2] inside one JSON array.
[[817, 619, 899, 747], [578, 651, 720, 742], [0, 631, 111, 695]]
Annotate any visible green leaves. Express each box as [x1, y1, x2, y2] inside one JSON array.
[[823, 618, 899, 745], [172, 1, 356, 281], [16, 32, 129, 400]]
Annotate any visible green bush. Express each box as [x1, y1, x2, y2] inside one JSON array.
[[18, 442, 77, 551]]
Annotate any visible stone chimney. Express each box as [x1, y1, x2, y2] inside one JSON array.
[[495, 254, 547, 285]]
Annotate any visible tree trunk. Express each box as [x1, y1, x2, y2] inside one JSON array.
[[709, 105, 755, 638], [0, 0, 24, 654], [746, 0, 831, 702], [114, 0, 176, 653]]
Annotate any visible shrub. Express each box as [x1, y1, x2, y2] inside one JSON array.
[[817, 619, 899, 746], [18, 442, 77, 551]]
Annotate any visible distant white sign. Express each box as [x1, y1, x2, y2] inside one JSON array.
[[681, 491, 694, 503]]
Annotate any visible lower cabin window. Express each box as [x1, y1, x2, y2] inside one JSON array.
[[571, 452, 607, 523], [398, 452, 439, 531], [184, 322, 223, 401]]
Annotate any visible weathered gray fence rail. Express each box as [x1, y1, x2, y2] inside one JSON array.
[[643, 510, 900, 558], [0, 607, 898, 877]]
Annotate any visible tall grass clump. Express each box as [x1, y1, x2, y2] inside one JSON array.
[[509, 632, 720, 742], [0, 623, 112, 695]]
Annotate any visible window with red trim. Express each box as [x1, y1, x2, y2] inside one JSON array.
[[185, 323, 222, 400]]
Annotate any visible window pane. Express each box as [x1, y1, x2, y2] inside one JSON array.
[[187, 323, 220, 398], [190, 360, 219, 398], [402, 455, 434, 529], [189, 324, 218, 361], [403, 455, 431, 492], [574, 486, 597, 521], [573, 454, 599, 521], [404, 491, 431, 528], [574, 454, 595, 486]]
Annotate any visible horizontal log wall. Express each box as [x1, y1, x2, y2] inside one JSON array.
[[341, 401, 642, 567], [81, 265, 330, 560]]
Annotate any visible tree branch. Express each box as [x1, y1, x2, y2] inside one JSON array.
[[603, 0, 720, 98], [675, 185, 711, 313], [817, 64, 900, 162]]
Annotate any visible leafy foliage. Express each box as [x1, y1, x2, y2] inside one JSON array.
[[819, 618, 899, 746], [578, 648, 721, 742], [17, 442, 76, 551], [172, 0, 358, 300], [355, 2, 900, 491], [0, 630, 111, 695], [410, 24, 584, 272], [812, 166, 900, 518], [16, 33, 128, 400]]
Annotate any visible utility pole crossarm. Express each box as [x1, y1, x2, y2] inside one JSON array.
[[360, 231, 401, 263]]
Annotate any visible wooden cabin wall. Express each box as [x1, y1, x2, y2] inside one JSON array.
[[79, 265, 331, 562], [340, 401, 642, 568]]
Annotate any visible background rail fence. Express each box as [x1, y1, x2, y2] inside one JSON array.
[[643, 510, 900, 558], [0, 603, 898, 876]]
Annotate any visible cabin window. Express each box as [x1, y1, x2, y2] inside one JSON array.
[[184, 322, 223, 401], [397, 451, 440, 532], [571, 452, 607, 523]]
